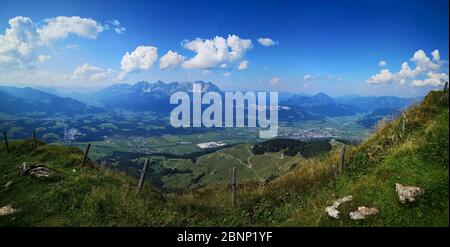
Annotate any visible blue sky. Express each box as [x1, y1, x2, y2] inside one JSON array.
[[0, 0, 448, 97]]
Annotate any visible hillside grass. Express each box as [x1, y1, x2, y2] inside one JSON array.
[[0, 89, 448, 226]]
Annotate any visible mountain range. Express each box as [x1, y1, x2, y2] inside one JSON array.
[[0, 86, 102, 116], [0, 81, 418, 123], [336, 95, 419, 112], [281, 92, 364, 117]]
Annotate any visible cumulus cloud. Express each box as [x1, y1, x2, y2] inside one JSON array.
[[0, 16, 111, 69], [396, 62, 421, 84], [410, 49, 441, 71], [431, 50, 440, 61], [223, 72, 231, 77], [367, 69, 395, 84], [379, 61, 387, 67], [367, 49, 448, 87], [181, 34, 252, 70], [37, 16, 104, 44], [119, 46, 158, 79], [71, 63, 114, 81], [257, 37, 277, 47], [238, 60, 248, 70], [0, 16, 42, 67], [159, 50, 185, 69], [412, 71, 449, 87]]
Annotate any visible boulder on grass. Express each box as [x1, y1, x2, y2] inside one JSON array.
[[0, 205, 19, 216], [395, 183, 423, 204], [17, 162, 57, 178], [325, 195, 353, 219], [349, 206, 379, 220]]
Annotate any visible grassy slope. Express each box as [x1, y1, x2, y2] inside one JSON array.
[[0, 141, 168, 226], [0, 89, 448, 226], [160, 143, 310, 189], [280, 90, 449, 226]]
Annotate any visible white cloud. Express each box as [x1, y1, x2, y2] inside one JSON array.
[[257, 37, 277, 47], [397, 62, 421, 79], [412, 71, 449, 87], [303, 74, 316, 81], [181, 34, 252, 70], [114, 27, 126, 34], [431, 49, 440, 61], [159, 50, 185, 69], [379, 61, 387, 67], [106, 20, 126, 34], [302, 74, 343, 83], [223, 72, 231, 77], [0, 16, 111, 69], [367, 49, 448, 87], [410, 49, 441, 71], [0, 16, 41, 67], [367, 69, 395, 84], [238, 60, 248, 70], [71, 63, 114, 81], [226, 35, 253, 61], [119, 46, 158, 79], [269, 77, 280, 85], [37, 16, 104, 44]]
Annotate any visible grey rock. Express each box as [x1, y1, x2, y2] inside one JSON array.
[[17, 162, 57, 178], [0, 205, 19, 216], [325, 195, 353, 219], [349, 206, 379, 220], [395, 183, 423, 203]]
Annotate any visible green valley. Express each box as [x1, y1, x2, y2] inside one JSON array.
[[0, 88, 447, 226]]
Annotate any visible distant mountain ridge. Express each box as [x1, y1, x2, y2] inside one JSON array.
[[1, 82, 419, 124], [281, 92, 418, 118], [336, 95, 419, 112], [69, 80, 222, 112], [0, 86, 102, 116], [282, 92, 364, 117], [356, 107, 403, 128]]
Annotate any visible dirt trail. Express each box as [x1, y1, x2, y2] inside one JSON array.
[[215, 147, 263, 181]]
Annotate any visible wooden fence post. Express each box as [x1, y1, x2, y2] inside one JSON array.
[[442, 82, 448, 100], [3, 132, 9, 153], [32, 130, 37, 153], [81, 143, 91, 167], [137, 159, 150, 192], [339, 146, 346, 174], [333, 164, 339, 179], [231, 167, 237, 208]]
